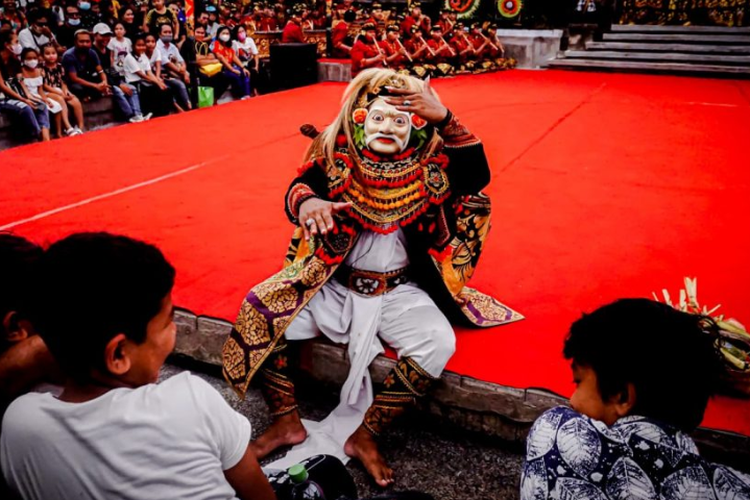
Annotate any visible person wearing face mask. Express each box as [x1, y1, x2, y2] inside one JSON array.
[[18, 9, 63, 54], [231, 24, 257, 93], [211, 25, 250, 98], [78, 0, 98, 30], [156, 23, 190, 109], [56, 5, 82, 50], [18, 47, 65, 139], [0, 32, 51, 143]]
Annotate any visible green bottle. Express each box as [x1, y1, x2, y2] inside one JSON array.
[[288, 464, 326, 500]]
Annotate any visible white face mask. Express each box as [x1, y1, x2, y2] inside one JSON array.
[[219, 34, 230, 42], [10, 43, 23, 55], [24, 59, 39, 68]]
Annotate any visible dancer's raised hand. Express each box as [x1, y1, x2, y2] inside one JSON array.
[[299, 198, 351, 239], [385, 77, 448, 125]]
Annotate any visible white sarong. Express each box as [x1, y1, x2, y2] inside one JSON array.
[[269, 229, 455, 468]]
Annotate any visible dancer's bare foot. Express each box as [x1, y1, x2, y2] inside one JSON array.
[[344, 426, 394, 487], [249, 411, 307, 460]]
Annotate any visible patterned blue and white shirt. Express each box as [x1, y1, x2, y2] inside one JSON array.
[[521, 406, 750, 500]]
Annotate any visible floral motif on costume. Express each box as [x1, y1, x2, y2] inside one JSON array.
[[459, 287, 523, 326], [363, 357, 437, 436], [235, 300, 271, 345], [301, 258, 328, 286], [258, 282, 299, 314], [222, 337, 247, 380]]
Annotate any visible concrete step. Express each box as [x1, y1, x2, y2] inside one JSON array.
[[603, 32, 750, 44], [586, 41, 750, 54], [611, 24, 750, 35], [547, 58, 750, 75], [564, 50, 750, 64]]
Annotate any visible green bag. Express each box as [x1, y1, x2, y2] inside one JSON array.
[[198, 86, 214, 108]]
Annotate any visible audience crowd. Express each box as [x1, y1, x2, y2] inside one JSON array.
[[1, 0, 518, 146]]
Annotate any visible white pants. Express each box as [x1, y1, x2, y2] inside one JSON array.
[[269, 231, 456, 468]]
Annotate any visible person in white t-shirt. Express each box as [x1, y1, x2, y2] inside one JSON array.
[[122, 34, 171, 121], [155, 23, 191, 110], [0, 233, 277, 500], [232, 25, 259, 96], [18, 9, 62, 53], [107, 22, 132, 77]]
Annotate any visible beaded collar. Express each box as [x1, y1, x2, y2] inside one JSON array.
[[323, 147, 451, 234]]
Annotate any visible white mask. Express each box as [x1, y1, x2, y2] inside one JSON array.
[[11, 43, 23, 55], [364, 98, 412, 155], [219, 34, 230, 42], [24, 59, 39, 68]]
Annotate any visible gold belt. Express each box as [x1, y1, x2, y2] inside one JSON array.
[[335, 265, 410, 296]]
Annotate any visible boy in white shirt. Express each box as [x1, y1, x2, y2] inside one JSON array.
[[0, 232, 277, 500]]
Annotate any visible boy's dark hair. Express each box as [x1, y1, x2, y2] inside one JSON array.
[[0, 233, 43, 341], [564, 298, 723, 431], [34, 232, 175, 382]]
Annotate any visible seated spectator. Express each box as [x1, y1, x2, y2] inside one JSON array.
[[0, 233, 277, 500], [143, 0, 179, 38], [91, 22, 116, 79], [156, 22, 191, 110], [19, 47, 69, 139], [121, 34, 157, 121], [55, 4, 82, 50], [0, 31, 50, 143], [190, 24, 228, 105], [211, 25, 250, 99], [78, 0, 98, 31], [119, 6, 140, 41], [206, 5, 221, 37], [18, 9, 62, 54], [331, 9, 355, 58], [521, 299, 750, 500], [281, 4, 306, 43], [108, 21, 133, 78], [62, 29, 111, 101], [0, 0, 25, 33], [62, 29, 139, 122], [145, 32, 181, 114], [0, 233, 57, 416], [42, 43, 85, 134], [99, 0, 118, 29], [231, 24, 258, 95], [167, 0, 186, 48]]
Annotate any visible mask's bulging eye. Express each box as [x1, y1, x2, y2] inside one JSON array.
[[394, 116, 407, 125], [371, 113, 384, 122]]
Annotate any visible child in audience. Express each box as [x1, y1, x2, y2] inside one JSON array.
[[521, 299, 750, 499], [0, 234, 57, 415], [42, 44, 85, 134], [108, 21, 132, 80], [125, 34, 171, 116], [0, 232, 277, 500], [121, 35, 156, 122]]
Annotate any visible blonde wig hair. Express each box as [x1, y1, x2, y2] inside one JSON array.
[[304, 68, 443, 166]]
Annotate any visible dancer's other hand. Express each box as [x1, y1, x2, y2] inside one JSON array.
[[299, 198, 351, 239], [385, 77, 447, 125]]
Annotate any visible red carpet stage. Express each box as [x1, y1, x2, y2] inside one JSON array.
[[2, 70, 749, 436]]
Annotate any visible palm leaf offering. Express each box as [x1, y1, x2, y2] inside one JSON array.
[[653, 277, 750, 395]]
